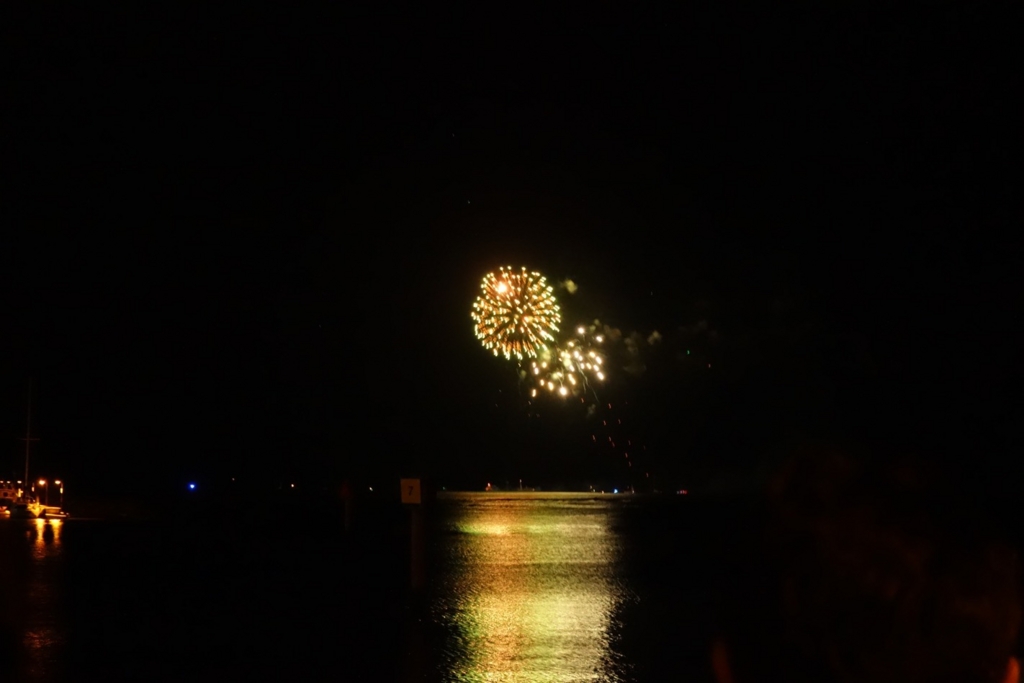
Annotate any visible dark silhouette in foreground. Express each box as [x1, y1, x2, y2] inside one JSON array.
[[712, 445, 1021, 683]]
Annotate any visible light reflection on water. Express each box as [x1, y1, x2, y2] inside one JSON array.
[[31, 518, 64, 558], [26, 519, 64, 682], [434, 493, 633, 682], [0, 519, 66, 682]]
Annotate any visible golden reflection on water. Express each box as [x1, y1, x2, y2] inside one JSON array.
[[440, 494, 629, 682], [25, 519, 65, 680], [31, 518, 63, 558]]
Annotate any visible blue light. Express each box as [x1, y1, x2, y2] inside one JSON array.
[[613, 488, 618, 494], [188, 483, 196, 491]]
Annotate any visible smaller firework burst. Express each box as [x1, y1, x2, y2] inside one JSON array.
[[528, 324, 606, 399]]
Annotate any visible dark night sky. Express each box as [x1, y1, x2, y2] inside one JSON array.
[[3, 8, 1020, 501]]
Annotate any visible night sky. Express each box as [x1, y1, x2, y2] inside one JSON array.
[[4, 8, 1019, 503]]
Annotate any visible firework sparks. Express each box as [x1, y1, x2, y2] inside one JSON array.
[[471, 266, 562, 360], [529, 324, 607, 399]]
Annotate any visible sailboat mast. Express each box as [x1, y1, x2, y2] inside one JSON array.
[[22, 378, 39, 489], [25, 379, 32, 485]]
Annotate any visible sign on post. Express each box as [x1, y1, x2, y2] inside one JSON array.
[[401, 478, 421, 504]]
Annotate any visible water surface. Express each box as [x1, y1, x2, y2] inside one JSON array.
[[430, 493, 634, 682], [1, 493, 720, 681]]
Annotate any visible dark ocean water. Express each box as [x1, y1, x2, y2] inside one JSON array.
[[0, 493, 739, 682]]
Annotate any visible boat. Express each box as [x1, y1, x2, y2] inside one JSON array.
[[0, 481, 18, 507], [6, 501, 46, 519], [1, 380, 68, 520]]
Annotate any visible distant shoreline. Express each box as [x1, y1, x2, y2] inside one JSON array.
[[437, 491, 665, 498]]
